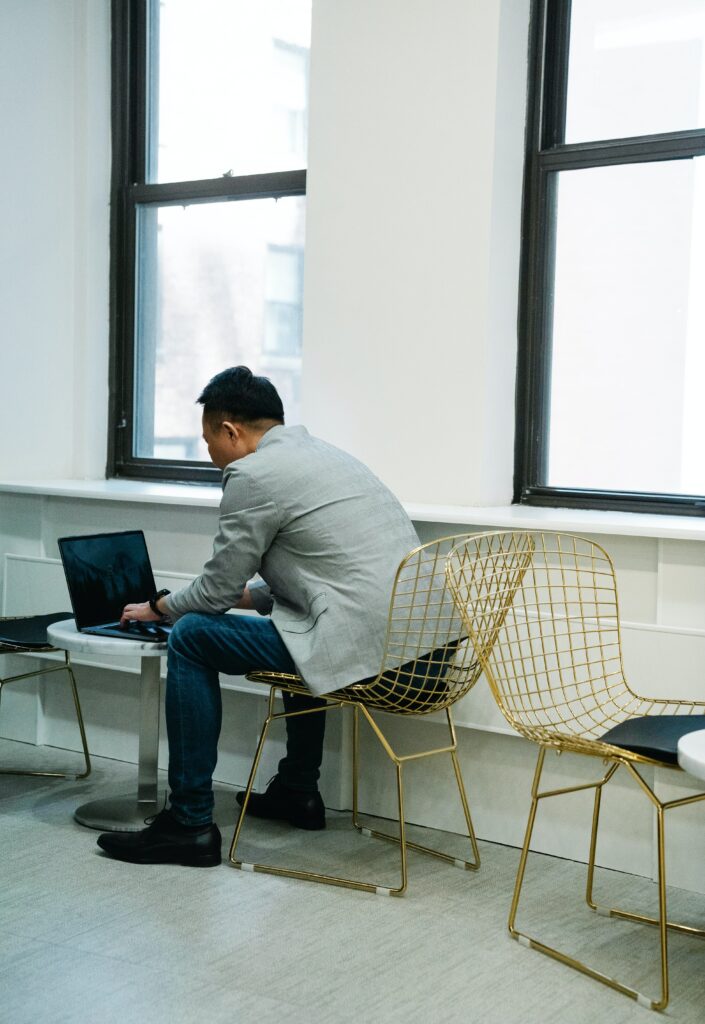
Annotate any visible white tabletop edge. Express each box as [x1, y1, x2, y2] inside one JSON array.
[[47, 618, 167, 655]]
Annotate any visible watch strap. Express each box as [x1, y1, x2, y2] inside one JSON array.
[[149, 589, 171, 615]]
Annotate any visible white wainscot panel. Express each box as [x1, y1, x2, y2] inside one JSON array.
[[657, 539, 705, 631], [620, 621, 705, 703], [0, 495, 42, 609], [39, 496, 218, 577], [654, 768, 705, 894], [582, 532, 659, 623], [452, 676, 514, 735], [4, 553, 78, 616], [0, 656, 40, 744]]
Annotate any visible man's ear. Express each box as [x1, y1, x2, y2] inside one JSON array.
[[221, 420, 241, 442]]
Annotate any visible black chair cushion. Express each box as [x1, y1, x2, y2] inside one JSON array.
[[0, 613, 73, 650], [601, 715, 705, 765], [370, 640, 467, 711]]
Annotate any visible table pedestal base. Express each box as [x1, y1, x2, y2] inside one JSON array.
[[75, 794, 167, 831], [75, 788, 239, 832]]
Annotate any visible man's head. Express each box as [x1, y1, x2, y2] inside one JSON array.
[[197, 366, 284, 469]]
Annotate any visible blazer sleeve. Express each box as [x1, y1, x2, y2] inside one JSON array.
[[162, 467, 280, 620]]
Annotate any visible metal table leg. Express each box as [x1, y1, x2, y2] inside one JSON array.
[[74, 656, 166, 832]]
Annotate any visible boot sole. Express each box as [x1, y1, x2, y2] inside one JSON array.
[[102, 851, 222, 867], [97, 842, 222, 867]]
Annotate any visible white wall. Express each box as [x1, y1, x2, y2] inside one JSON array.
[[0, 0, 110, 481], [303, 0, 529, 505], [0, 0, 529, 504]]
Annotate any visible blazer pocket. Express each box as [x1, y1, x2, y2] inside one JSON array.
[[278, 592, 328, 634]]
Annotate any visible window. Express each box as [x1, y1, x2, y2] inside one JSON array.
[[517, 0, 705, 515], [109, 0, 311, 481], [264, 246, 304, 357]]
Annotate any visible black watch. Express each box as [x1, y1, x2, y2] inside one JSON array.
[[149, 589, 171, 615]]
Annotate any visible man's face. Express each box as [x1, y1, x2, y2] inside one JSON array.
[[202, 415, 240, 470]]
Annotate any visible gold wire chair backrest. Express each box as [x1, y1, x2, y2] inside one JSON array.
[[349, 535, 501, 715], [446, 531, 648, 748]]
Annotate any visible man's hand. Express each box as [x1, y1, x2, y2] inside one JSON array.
[[235, 586, 254, 611], [120, 602, 161, 626]]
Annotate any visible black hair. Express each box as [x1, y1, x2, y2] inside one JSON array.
[[197, 366, 284, 426]]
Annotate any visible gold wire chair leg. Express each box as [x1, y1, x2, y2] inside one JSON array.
[[0, 653, 91, 780], [654, 807, 669, 1011], [229, 691, 403, 895], [510, 749, 686, 1011], [588, 765, 705, 940], [230, 692, 478, 895], [508, 746, 546, 937], [66, 655, 91, 779], [508, 746, 655, 1007], [229, 688, 277, 866], [353, 706, 480, 871], [395, 762, 409, 895], [351, 704, 362, 830], [449, 749, 481, 870], [585, 763, 619, 908], [585, 779, 603, 910], [448, 707, 480, 869]]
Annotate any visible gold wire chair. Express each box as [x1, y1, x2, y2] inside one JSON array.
[[230, 535, 490, 896], [0, 615, 91, 779], [446, 530, 705, 1012]]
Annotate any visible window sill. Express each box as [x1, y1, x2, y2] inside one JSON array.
[[0, 478, 223, 508], [1, 478, 705, 541]]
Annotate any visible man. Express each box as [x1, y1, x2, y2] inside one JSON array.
[[97, 366, 420, 866]]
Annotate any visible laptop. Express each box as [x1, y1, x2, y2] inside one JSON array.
[[58, 530, 172, 641]]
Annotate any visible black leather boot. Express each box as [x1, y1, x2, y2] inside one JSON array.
[[236, 775, 325, 830]]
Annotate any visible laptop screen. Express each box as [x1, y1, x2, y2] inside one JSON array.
[[58, 531, 157, 629]]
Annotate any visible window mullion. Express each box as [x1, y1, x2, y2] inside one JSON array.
[[540, 129, 705, 170], [131, 169, 307, 207], [541, 0, 572, 149]]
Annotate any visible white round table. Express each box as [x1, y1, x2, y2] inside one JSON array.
[[47, 619, 167, 832], [677, 729, 705, 782]]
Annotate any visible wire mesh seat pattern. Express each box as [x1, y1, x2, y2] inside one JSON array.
[[446, 531, 705, 1011]]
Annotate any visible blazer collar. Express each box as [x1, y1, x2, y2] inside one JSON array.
[[256, 424, 308, 450]]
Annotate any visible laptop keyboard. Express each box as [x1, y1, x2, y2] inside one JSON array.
[[96, 621, 130, 633], [86, 621, 168, 640]]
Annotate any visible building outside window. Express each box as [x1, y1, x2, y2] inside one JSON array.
[[110, 0, 310, 480], [517, 0, 705, 515]]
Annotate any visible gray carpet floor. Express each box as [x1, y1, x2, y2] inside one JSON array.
[[2, 738, 704, 1024]]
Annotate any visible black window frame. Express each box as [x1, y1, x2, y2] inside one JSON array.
[[515, 0, 705, 517], [108, 0, 307, 484]]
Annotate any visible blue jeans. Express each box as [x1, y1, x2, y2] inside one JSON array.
[[165, 613, 327, 825]]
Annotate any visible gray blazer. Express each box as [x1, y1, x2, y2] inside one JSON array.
[[164, 425, 420, 696]]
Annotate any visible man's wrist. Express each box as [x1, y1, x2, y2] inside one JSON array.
[[149, 589, 171, 616]]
